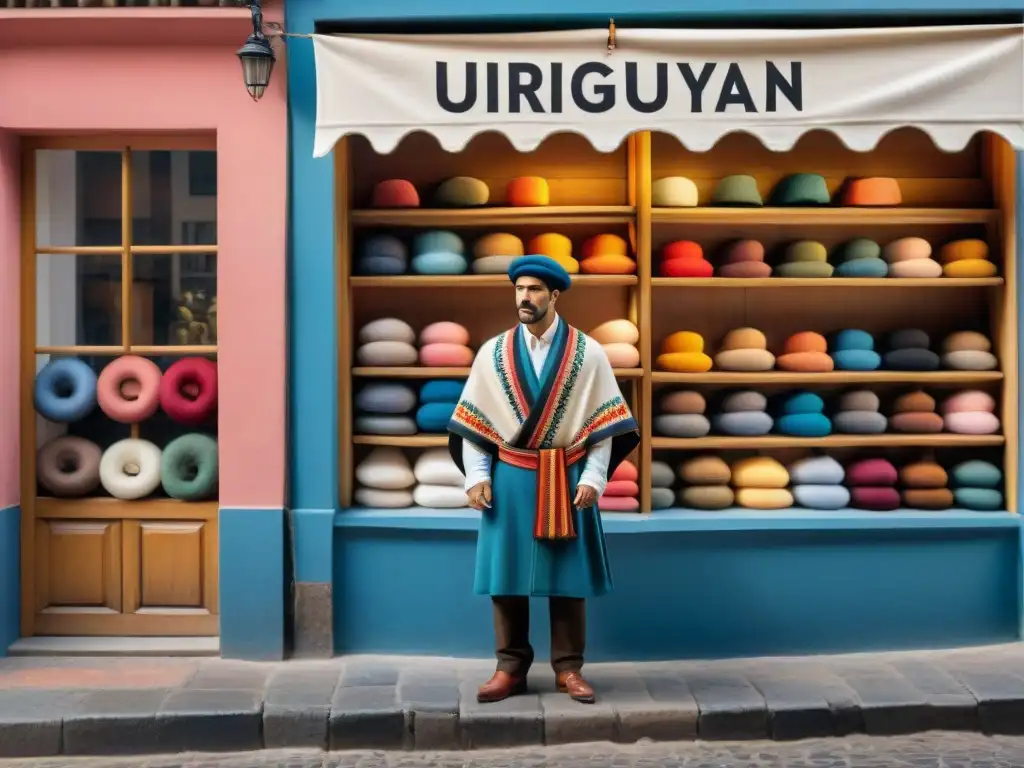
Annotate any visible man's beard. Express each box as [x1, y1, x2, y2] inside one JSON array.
[[518, 303, 547, 324]]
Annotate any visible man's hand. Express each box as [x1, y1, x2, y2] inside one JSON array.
[[573, 484, 598, 509], [468, 481, 492, 511]]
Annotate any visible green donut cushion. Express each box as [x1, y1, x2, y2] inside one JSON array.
[[161, 433, 218, 501], [835, 258, 888, 278], [776, 261, 834, 278]]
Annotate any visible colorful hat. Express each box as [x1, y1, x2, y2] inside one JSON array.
[[770, 174, 830, 206], [433, 176, 489, 207], [652, 177, 699, 207], [711, 175, 762, 207], [508, 255, 571, 292]]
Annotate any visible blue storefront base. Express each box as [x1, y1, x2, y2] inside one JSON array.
[[0, 505, 19, 657]]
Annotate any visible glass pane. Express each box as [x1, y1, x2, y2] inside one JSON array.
[[131, 252, 218, 347], [35, 150, 123, 248], [36, 253, 123, 347], [131, 151, 217, 246]]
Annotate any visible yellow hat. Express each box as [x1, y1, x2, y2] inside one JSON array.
[[527, 233, 572, 261]]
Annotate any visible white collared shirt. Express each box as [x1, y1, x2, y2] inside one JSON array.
[[461, 314, 612, 496]]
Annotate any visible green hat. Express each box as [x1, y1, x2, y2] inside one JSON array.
[[836, 238, 881, 261], [711, 175, 762, 207], [785, 241, 828, 262], [770, 174, 830, 206], [433, 176, 489, 207]]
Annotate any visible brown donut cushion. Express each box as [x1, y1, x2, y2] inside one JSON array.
[[903, 488, 954, 510], [718, 261, 773, 278], [900, 461, 949, 488], [890, 412, 945, 433], [679, 455, 732, 485], [37, 436, 103, 497], [720, 327, 768, 351], [893, 391, 937, 413], [680, 485, 735, 510]]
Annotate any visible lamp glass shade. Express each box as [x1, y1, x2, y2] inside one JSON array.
[[238, 38, 275, 101]]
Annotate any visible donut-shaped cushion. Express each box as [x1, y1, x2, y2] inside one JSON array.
[[838, 238, 882, 261], [792, 485, 851, 510], [412, 252, 469, 275], [884, 349, 940, 371], [942, 390, 996, 414], [604, 343, 640, 368], [903, 488, 953, 510], [732, 457, 789, 488], [159, 358, 217, 426], [356, 488, 414, 508], [736, 488, 794, 509], [939, 239, 989, 263], [507, 177, 550, 207], [355, 383, 417, 414], [851, 487, 901, 511], [883, 237, 932, 262], [944, 260, 997, 278], [650, 461, 675, 488], [834, 411, 888, 434], [680, 485, 735, 510], [34, 358, 98, 423], [713, 412, 773, 436], [581, 255, 637, 275], [371, 179, 419, 208], [37, 436, 102, 497], [900, 461, 948, 488], [434, 177, 489, 207], [356, 447, 414, 489], [359, 318, 416, 345], [605, 480, 640, 497], [654, 414, 710, 437], [720, 328, 768, 351], [354, 416, 418, 435], [656, 353, 713, 373], [715, 349, 775, 372], [590, 320, 639, 346], [414, 230, 465, 256], [889, 259, 942, 279], [782, 392, 825, 415], [661, 390, 706, 414], [776, 261, 834, 279], [414, 484, 469, 508], [473, 255, 518, 274], [661, 259, 713, 278], [161, 433, 219, 501], [894, 391, 936, 413], [416, 402, 457, 432], [944, 331, 992, 353], [96, 356, 162, 423], [833, 350, 882, 371], [944, 412, 1000, 434], [598, 496, 640, 512], [889, 328, 932, 350], [358, 236, 408, 275], [420, 322, 470, 346], [954, 487, 1003, 511], [99, 439, 162, 500], [420, 379, 465, 404], [721, 391, 767, 412], [611, 460, 639, 483], [718, 262, 773, 278], [789, 455, 845, 485], [890, 412, 944, 433], [840, 390, 881, 411], [840, 177, 902, 206], [358, 255, 406, 275], [662, 331, 705, 354], [776, 413, 832, 437], [419, 343, 474, 367], [835, 258, 888, 278], [952, 460, 1002, 488], [786, 241, 828, 263], [783, 332, 828, 354], [847, 459, 898, 486], [776, 352, 834, 372], [651, 488, 675, 509], [662, 241, 703, 262], [679, 455, 731, 485], [474, 233, 524, 259], [652, 177, 699, 207], [942, 351, 998, 371], [722, 240, 765, 264]]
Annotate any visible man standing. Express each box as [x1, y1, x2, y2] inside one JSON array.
[[447, 254, 640, 705]]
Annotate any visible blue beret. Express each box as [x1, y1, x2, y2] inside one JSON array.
[[508, 255, 571, 292]]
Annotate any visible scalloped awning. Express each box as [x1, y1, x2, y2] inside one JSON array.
[[311, 24, 1024, 158]]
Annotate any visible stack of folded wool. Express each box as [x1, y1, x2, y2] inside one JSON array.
[[412, 448, 469, 508], [788, 455, 849, 510], [418, 321, 474, 368], [598, 460, 639, 512], [354, 447, 415, 508], [589, 320, 640, 368], [650, 460, 675, 510], [731, 456, 792, 510], [356, 318, 418, 367], [354, 382, 418, 436], [677, 455, 733, 510], [415, 379, 465, 434]]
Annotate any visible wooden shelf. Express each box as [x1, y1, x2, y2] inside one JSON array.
[[652, 434, 1005, 450], [351, 206, 635, 227], [651, 208, 998, 226], [354, 435, 447, 447], [651, 371, 1004, 385], [34, 497, 217, 520], [354, 367, 644, 379], [352, 275, 637, 288], [652, 278, 1003, 288]]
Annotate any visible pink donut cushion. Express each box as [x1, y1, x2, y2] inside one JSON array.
[[611, 460, 639, 483], [97, 355, 162, 423], [941, 390, 996, 414], [944, 412, 1001, 434], [598, 495, 640, 511], [160, 357, 218, 426], [419, 343, 474, 367], [604, 480, 640, 497], [603, 343, 640, 367], [846, 459, 898, 486], [420, 322, 471, 346]]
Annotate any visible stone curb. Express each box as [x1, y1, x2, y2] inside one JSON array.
[[3, 655, 1024, 757]]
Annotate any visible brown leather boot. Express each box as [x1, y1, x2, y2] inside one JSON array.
[[477, 670, 528, 703], [556, 671, 595, 703]]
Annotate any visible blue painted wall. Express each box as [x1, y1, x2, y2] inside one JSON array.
[[219, 507, 285, 659], [0, 505, 19, 656]]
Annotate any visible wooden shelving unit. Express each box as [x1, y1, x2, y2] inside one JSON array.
[[337, 128, 1018, 515]]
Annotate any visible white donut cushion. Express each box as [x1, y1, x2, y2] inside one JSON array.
[[355, 447, 415, 489], [413, 448, 464, 486], [355, 488, 415, 508], [359, 318, 416, 344], [99, 438, 162, 500], [414, 484, 469, 508]]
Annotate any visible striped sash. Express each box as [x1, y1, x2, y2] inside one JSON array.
[[498, 444, 586, 541]]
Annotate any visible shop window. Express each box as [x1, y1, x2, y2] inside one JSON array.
[[336, 129, 1015, 517], [24, 140, 219, 639]]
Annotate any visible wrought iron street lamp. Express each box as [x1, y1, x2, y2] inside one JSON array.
[[237, 0, 275, 101]]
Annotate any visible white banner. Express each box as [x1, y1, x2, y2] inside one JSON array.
[[312, 24, 1024, 158]]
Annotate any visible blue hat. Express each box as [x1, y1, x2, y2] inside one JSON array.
[[508, 255, 571, 292]]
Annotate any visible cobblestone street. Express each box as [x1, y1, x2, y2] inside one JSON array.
[[0, 733, 1023, 768]]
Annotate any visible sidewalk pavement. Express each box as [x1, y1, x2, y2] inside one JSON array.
[[3, 644, 1024, 758]]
